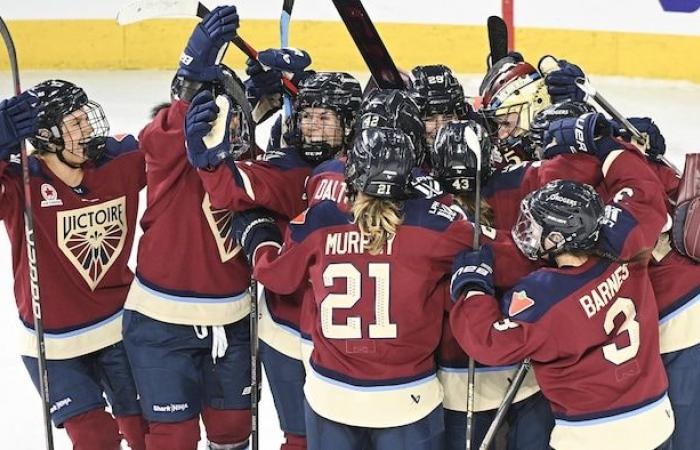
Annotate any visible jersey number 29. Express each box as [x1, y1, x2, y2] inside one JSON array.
[[321, 263, 397, 339]]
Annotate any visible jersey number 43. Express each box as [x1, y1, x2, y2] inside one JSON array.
[[321, 262, 398, 340]]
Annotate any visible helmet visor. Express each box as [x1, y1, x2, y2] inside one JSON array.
[[512, 198, 543, 260]]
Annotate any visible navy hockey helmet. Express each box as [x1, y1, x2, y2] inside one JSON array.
[[410, 64, 469, 119], [512, 179, 605, 260], [357, 89, 426, 165], [345, 127, 416, 199], [431, 120, 493, 194], [288, 72, 362, 164], [527, 101, 596, 158], [28, 79, 110, 164]]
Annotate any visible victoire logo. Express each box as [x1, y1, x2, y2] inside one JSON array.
[[153, 402, 190, 413]]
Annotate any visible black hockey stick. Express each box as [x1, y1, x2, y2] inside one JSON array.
[[116, 0, 298, 95], [0, 16, 55, 450], [487, 16, 508, 68], [249, 278, 260, 450], [331, 0, 405, 89], [479, 359, 531, 450]]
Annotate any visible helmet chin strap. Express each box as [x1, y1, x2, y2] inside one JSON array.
[[53, 146, 86, 169]]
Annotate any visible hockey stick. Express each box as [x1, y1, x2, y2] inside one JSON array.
[[331, 0, 405, 89], [116, 0, 298, 95], [575, 78, 681, 175], [0, 16, 55, 450], [463, 127, 483, 450], [486, 16, 508, 68], [280, 0, 295, 119], [249, 278, 260, 450], [478, 359, 531, 450]]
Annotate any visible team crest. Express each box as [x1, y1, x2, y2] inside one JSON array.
[[57, 197, 127, 290], [40, 183, 63, 207], [202, 194, 241, 263], [508, 290, 535, 316]]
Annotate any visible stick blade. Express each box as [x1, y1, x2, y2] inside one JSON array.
[[487, 15, 509, 64], [117, 0, 202, 25]]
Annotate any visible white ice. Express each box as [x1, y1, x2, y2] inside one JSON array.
[[0, 70, 698, 449]]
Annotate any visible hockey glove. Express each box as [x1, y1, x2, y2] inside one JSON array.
[[0, 92, 39, 155], [185, 91, 235, 169], [450, 246, 495, 302], [244, 48, 312, 101], [177, 5, 239, 82], [543, 112, 620, 161], [614, 117, 666, 162], [544, 59, 586, 103], [230, 208, 282, 264]]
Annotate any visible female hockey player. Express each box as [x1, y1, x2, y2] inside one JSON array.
[[430, 119, 553, 450], [449, 113, 675, 450], [0, 81, 147, 449], [227, 125, 536, 450], [121, 6, 256, 450]]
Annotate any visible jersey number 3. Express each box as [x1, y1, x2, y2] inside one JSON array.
[[321, 263, 397, 339], [602, 297, 641, 365]]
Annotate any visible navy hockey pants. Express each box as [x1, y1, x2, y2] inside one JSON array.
[[662, 342, 700, 449], [22, 341, 141, 426], [305, 401, 444, 450], [444, 391, 554, 450], [121, 310, 251, 423], [260, 340, 307, 435]]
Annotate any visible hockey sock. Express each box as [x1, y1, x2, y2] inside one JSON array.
[[281, 432, 307, 450], [116, 414, 148, 450], [63, 409, 121, 450], [146, 417, 200, 450], [201, 406, 252, 445]]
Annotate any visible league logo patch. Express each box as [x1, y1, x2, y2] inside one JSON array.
[[40, 183, 63, 207], [509, 290, 535, 316], [290, 209, 309, 225], [57, 197, 127, 290], [202, 194, 241, 263]]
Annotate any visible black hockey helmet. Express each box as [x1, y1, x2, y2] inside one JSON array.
[[345, 127, 415, 199], [431, 120, 493, 194], [527, 101, 596, 158], [410, 64, 469, 119], [512, 179, 605, 260], [288, 72, 362, 164], [357, 89, 426, 165], [28, 79, 110, 164]]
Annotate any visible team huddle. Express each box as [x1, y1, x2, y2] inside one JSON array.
[[1, 4, 699, 450]]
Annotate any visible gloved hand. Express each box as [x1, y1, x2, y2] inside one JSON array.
[[0, 92, 39, 155], [229, 208, 282, 264], [614, 117, 666, 162], [544, 59, 586, 103], [177, 5, 239, 82], [244, 48, 312, 106], [450, 246, 495, 302], [185, 91, 235, 169], [543, 112, 620, 161]]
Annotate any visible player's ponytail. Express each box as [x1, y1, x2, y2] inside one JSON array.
[[456, 194, 495, 227], [351, 193, 403, 255]]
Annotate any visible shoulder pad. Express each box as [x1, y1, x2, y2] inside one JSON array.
[[290, 200, 350, 243], [262, 146, 311, 171]]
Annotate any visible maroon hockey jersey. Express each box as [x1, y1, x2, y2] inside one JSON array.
[[1, 136, 144, 359]]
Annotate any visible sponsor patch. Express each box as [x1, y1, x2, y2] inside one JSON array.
[[40, 183, 63, 207], [508, 290, 535, 316]]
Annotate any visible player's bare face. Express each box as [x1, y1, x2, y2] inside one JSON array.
[[424, 113, 458, 146], [59, 107, 93, 165], [300, 107, 343, 147], [494, 111, 522, 140]]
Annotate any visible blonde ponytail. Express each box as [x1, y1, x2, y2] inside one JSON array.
[[351, 194, 403, 255], [455, 194, 495, 227]]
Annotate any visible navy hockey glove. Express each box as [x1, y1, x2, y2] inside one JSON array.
[[450, 246, 495, 302], [230, 209, 282, 264], [185, 91, 235, 169], [544, 60, 586, 103], [614, 117, 666, 162], [543, 112, 619, 161], [177, 5, 239, 82], [0, 92, 39, 154], [244, 58, 284, 109], [244, 48, 312, 103]]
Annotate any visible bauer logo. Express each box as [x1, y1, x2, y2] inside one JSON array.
[[659, 0, 700, 12], [57, 197, 127, 290], [202, 194, 241, 263]]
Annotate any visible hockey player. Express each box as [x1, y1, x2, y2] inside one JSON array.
[[187, 61, 362, 450], [449, 113, 675, 450], [121, 6, 255, 450], [409, 64, 472, 148], [0, 82, 147, 449], [430, 120, 553, 450], [228, 126, 537, 450]]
